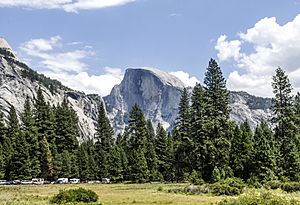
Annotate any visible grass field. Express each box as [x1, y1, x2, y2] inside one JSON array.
[[0, 183, 230, 205]]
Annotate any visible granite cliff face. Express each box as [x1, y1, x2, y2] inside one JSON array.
[[0, 38, 101, 141], [104, 68, 184, 133], [104, 67, 273, 134]]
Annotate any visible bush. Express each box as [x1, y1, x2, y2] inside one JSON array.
[[264, 180, 282, 190], [209, 183, 241, 196], [281, 182, 300, 193], [209, 178, 246, 196], [218, 191, 299, 205], [51, 188, 99, 204]]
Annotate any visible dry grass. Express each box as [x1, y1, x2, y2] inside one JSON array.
[[0, 183, 229, 205]]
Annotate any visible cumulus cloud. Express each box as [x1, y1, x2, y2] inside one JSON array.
[[215, 35, 241, 61], [43, 67, 123, 96], [0, 0, 136, 13], [215, 14, 300, 97], [170, 71, 199, 87], [19, 36, 123, 96]]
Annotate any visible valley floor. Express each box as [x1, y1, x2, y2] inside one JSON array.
[[0, 183, 229, 205]]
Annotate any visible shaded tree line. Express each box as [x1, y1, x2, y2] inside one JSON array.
[[0, 59, 299, 184]]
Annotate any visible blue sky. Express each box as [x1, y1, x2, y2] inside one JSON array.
[[1, 0, 300, 96]]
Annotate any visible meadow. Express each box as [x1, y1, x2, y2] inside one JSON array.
[[0, 183, 229, 205]]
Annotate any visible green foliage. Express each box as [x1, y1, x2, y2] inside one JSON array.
[[280, 182, 300, 193], [218, 191, 299, 205], [51, 188, 99, 204], [209, 178, 246, 196]]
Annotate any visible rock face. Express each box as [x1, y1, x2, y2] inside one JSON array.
[[105, 68, 273, 134], [104, 68, 184, 133], [0, 38, 102, 141]]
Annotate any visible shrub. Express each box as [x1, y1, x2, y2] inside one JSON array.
[[51, 188, 99, 204], [281, 182, 300, 193], [209, 183, 241, 196], [264, 180, 282, 190], [157, 186, 163, 191], [218, 191, 299, 205]]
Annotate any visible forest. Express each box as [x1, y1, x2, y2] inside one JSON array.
[[0, 58, 299, 185]]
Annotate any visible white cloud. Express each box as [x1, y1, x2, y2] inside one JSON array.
[[43, 67, 123, 96], [19, 36, 123, 96], [170, 71, 199, 87], [215, 14, 300, 97], [0, 0, 136, 13], [20, 36, 91, 73], [215, 35, 241, 61]]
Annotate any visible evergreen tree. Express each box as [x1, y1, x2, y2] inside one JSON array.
[[230, 124, 252, 180], [21, 97, 40, 178], [78, 143, 90, 180], [55, 98, 79, 153], [155, 123, 168, 180], [107, 145, 123, 181], [126, 104, 149, 182], [0, 112, 7, 144], [7, 105, 19, 146], [35, 88, 56, 148], [202, 59, 231, 181], [272, 67, 300, 180], [0, 145, 4, 179], [9, 132, 31, 179], [174, 88, 193, 181], [94, 101, 114, 178], [191, 83, 206, 174], [40, 136, 54, 180], [251, 123, 277, 181], [145, 120, 159, 181]]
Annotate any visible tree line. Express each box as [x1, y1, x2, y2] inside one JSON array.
[[0, 58, 299, 184]]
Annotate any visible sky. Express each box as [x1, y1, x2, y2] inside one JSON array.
[[1, 0, 300, 97]]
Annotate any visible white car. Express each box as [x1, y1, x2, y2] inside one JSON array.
[[32, 178, 44, 185], [69, 178, 80, 184], [0, 180, 7, 185], [21, 180, 33, 185], [101, 178, 110, 184], [56, 178, 68, 184]]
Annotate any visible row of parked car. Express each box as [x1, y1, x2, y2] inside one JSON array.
[[0, 178, 110, 185]]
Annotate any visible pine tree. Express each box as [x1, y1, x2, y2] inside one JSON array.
[[78, 143, 90, 180], [155, 123, 168, 180], [40, 136, 54, 180], [35, 88, 56, 145], [191, 83, 206, 174], [0, 112, 7, 144], [174, 88, 193, 181], [55, 98, 79, 153], [251, 123, 277, 181], [9, 132, 31, 179], [7, 105, 19, 147], [202, 59, 231, 181], [145, 120, 158, 181], [126, 104, 149, 182], [21, 97, 40, 178], [107, 145, 123, 181], [272, 67, 300, 180], [0, 145, 4, 179], [230, 124, 252, 180], [94, 101, 114, 179]]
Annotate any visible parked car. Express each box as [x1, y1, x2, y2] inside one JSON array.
[[101, 178, 110, 184], [0, 180, 8, 185], [56, 178, 68, 184], [21, 180, 33, 185], [12, 180, 21, 185], [32, 178, 44, 185], [69, 178, 80, 184]]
